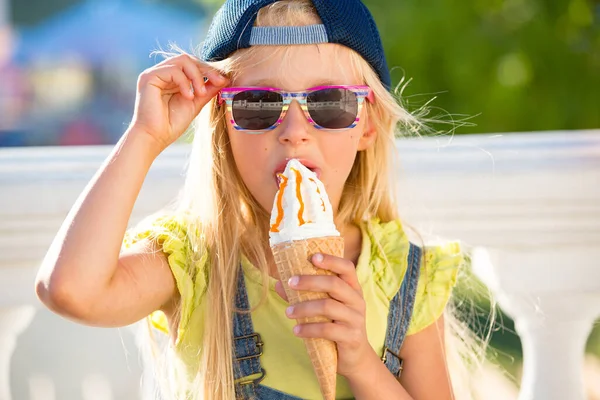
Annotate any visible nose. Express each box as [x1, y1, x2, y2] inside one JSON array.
[[278, 100, 311, 145]]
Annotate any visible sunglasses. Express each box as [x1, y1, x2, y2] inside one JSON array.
[[218, 85, 374, 133]]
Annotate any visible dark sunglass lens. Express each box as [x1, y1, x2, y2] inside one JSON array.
[[231, 90, 283, 130], [306, 88, 358, 129]]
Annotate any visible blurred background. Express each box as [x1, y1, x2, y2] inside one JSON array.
[[0, 0, 205, 146], [1, 0, 599, 146], [1, 0, 599, 399]]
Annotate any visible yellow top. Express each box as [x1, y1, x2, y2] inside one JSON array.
[[123, 215, 463, 399]]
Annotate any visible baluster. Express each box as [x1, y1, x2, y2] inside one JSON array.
[[473, 247, 600, 400], [0, 307, 36, 400]]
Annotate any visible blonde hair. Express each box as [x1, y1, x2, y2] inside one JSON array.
[[139, 1, 500, 399]]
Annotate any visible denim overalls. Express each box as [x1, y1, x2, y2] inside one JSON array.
[[233, 243, 422, 400]]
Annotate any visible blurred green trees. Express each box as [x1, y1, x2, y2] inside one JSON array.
[[362, 0, 599, 134], [195, 0, 600, 134]]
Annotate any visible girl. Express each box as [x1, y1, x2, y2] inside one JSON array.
[[35, 0, 478, 399]]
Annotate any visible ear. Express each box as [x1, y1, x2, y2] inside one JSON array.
[[357, 116, 377, 151]]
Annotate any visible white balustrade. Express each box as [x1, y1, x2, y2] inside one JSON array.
[[395, 131, 600, 400], [0, 130, 598, 399]]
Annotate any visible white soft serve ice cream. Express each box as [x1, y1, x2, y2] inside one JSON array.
[[269, 159, 340, 246]]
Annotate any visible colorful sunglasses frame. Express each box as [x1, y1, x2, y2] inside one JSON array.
[[218, 85, 375, 133]]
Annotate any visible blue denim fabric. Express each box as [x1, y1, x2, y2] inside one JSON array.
[[232, 242, 422, 399], [381, 243, 421, 377]]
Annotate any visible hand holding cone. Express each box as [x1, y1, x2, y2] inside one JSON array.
[[272, 236, 344, 400], [269, 159, 342, 400]]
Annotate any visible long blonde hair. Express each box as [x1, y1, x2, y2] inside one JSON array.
[[141, 1, 498, 399]]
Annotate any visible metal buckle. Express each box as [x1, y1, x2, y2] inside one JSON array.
[[381, 346, 404, 373], [238, 368, 267, 386], [234, 333, 264, 361]]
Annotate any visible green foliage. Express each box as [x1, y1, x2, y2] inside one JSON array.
[[194, 0, 224, 13], [193, 0, 599, 134], [363, 0, 600, 133]]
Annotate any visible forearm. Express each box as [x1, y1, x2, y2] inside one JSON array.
[[36, 128, 163, 303], [346, 349, 413, 400]]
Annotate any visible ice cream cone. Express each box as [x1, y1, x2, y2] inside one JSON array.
[[271, 236, 344, 400]]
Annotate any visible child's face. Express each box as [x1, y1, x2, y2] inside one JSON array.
[[226, 44, 376, 217]]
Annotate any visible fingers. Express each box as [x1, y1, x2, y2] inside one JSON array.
[[141, 53, 229, 100], [145, 65, 196, 99], [180, 58, 207, 97], [203, 69, 229, 89], [293, 322, 363, 347], [284, 254, 370, 356], [176, 55, 228, 96], [311, 253, 362, 293], [286, 298, 361, 326], [288, 274, 361, 309]]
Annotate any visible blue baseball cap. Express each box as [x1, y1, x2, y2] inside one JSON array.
[[200, 0, 392, 90]]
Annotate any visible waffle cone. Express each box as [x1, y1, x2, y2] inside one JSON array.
[[271, 236, 344, 400]]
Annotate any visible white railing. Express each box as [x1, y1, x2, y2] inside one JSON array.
[[1, 131, 599, 400]]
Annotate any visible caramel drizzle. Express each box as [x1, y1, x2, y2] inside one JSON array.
[[293, 168, 307, 225], [309, 178, 326, 212], [269, 174, 288, 233], [271, 168, 324, 233]]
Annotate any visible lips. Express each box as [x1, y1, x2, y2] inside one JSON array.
[[274, 158, 321, 185]]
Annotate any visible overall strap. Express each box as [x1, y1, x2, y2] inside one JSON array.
[[232, 268, 265, 398], [381, 242, 422, 377]]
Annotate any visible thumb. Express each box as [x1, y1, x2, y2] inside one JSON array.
[[274, 280, 289, 303]]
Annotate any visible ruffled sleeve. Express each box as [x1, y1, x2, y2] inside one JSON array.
[[122, 213, 208, 344], [406, 241, 463, 335], [362, 218, 411, 300]]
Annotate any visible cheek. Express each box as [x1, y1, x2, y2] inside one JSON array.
[[325, 130, 362, 159], [347, 122, 367, 146], [322, 134, 361, 179], [228, 132, 252, 177], [228, 130, 270, 185]]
